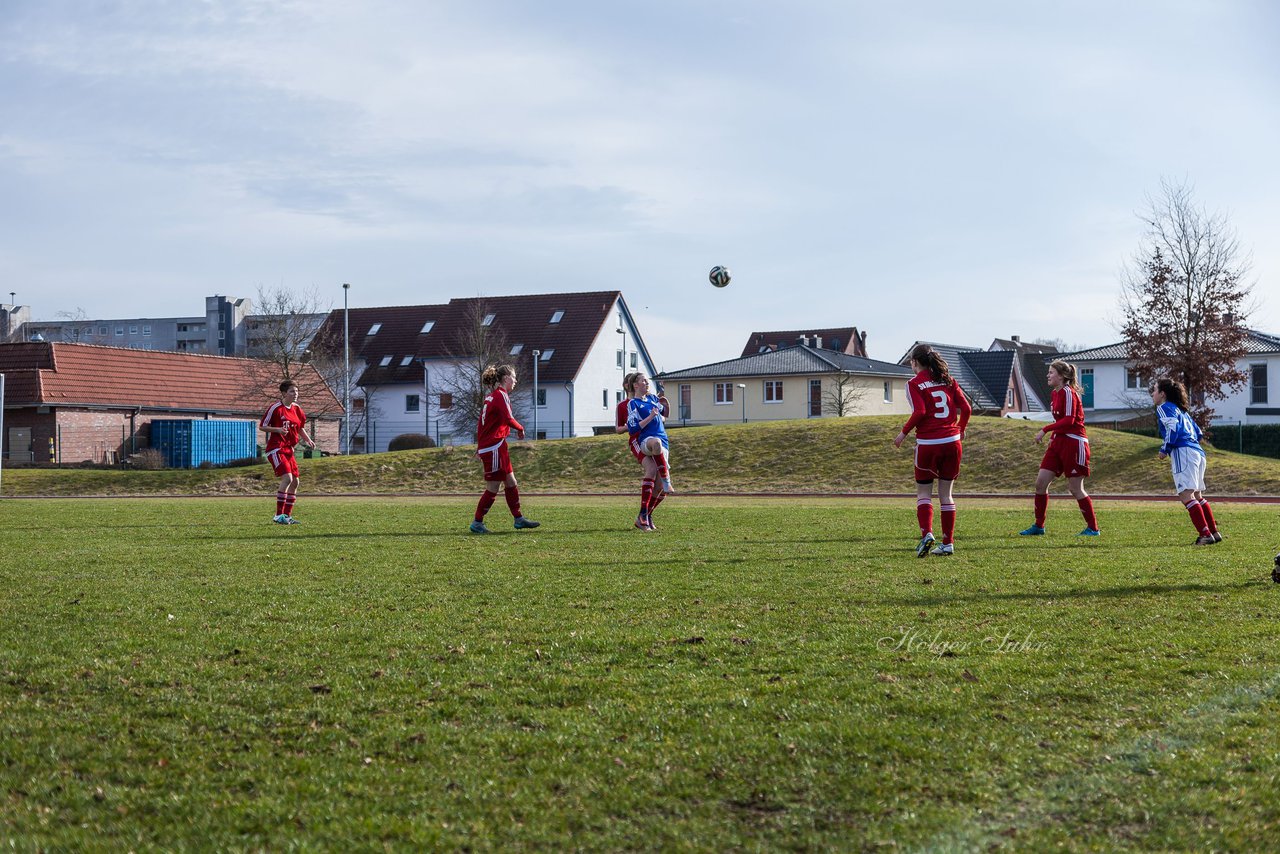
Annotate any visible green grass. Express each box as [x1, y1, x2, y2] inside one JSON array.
[[3, 497, 1279, 850], [8, 415, 1280, 496]]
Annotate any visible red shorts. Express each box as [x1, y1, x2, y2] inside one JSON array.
[[1040, 434, 1090, 478], [266, 446, 298, 478], [477, 442, 513, 481], [914, 440, 962, 482]]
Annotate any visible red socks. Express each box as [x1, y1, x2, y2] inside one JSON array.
[[940, 503, 955, 545], [916, 498, 934, 536], [475, 490, 497, 522], [1033, 493, 1048, 527], [1077, 497, 1098, 531], [1199, 499, 1218, 533], [276, 492, 288, 516], [1185, 500, 1211, 536], [504, 486, 522, 518], [641, 478, 654, 517]]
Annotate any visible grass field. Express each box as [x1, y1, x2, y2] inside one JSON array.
[[3, 496, 1279, 850]]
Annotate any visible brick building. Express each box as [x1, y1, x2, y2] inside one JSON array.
[[0, 342, 341, 464]]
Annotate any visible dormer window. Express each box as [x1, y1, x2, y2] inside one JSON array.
[[420, 321, 435, 334], [540, 349, 553, 362], [481, 313, 496, 327], [400, 356, 413, 366], [367, 323, 382, 335], [510, 344, 523, 355], [379, 355, 393, 367], [550, 310, 564, 324]]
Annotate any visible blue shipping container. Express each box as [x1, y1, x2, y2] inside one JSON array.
[[150, 419, 257, 469]]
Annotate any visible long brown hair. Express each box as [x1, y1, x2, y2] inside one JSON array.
[[481, 364, 515, 388], [1155, 377, 1189, 411], [623, 371, 644, 397], [1048, 359, 1080, 392], [909, 344, 953, 386]]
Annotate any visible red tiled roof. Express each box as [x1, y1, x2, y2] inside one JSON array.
[[741, 327, 863, 357], [0, 342, 341, 415], [314, 291, 628, 385]]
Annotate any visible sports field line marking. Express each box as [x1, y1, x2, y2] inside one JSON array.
[[916, 668, 1280, 852]]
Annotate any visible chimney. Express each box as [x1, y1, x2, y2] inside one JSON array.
[[797, 335, 807, 347], [1011, 335, 1020, 343], [813, 336, 822, 349], [859, 330, 868, 356]]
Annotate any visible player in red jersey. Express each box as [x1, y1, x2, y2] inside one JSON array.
[[260, 379, 316, 524], [470, 364, 540, 534], [1019, 359, 1100, 537], [894, 344, 972, 556], [617, 371, 671, 530]]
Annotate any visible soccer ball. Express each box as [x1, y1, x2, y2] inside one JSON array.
[[709, 265, 731, 288]]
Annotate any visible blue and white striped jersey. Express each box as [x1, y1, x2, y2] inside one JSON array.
[[1156, 402, 1203, 456]]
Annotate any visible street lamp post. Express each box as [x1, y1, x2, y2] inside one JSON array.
[[342, 283, 351, 454], [531, 350, 540, 440], [737, 383, 747, 423], [418, 359, 430, 444]]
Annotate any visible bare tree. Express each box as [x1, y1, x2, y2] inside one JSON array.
[[1118, 178, 1254, 423], [822, 372, 869, 417], [242, 284, 337, 403], [436, 300, 531, 437]]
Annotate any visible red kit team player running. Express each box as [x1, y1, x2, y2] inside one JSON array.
[[894, 345, 972, 556], [470, 364, 540, 534], [260, 380, 316, 524], [1019, 359, 1100, 537]]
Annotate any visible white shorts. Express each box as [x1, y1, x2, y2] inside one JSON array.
[[1169, 446, 1207, 493]]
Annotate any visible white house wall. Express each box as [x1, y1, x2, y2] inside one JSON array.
[[1075, 354, 1280, 425]]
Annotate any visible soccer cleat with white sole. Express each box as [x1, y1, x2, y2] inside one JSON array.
[[916, 532, 936, 558], [273, 514, 289, 524], [284, 516, 301, 525], [930, 543, 954, 556]]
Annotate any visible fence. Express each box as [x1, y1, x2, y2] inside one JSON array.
[[354, 416, 575, 452], [1109, 420, 1280, 460]]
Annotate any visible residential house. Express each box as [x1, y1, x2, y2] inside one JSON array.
[[898, 337, 1058, 416], [1059, 330, 1280, 425], [658, 344, 914, 424], [0, 342, 341, 464], [312, 291, 660, 452], [740, 327, 868, 358]]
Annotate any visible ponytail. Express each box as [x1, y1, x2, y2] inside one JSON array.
[[1155, 377, 1189, 411], [909, 344, 953, 386], [1049, 359, 1080, 393], [482, 364, 515, 388]]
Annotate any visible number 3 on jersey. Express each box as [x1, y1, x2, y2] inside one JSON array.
[[930, 389, 950, 419]]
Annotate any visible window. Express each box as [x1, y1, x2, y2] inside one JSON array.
[[764, 380, 784, 403], [510, 344, 523, 355], [536, 389, 547, 406], [1006, 387, 1015, 407], [715, 383, 734, 404], [400, 356, 413, 366], [630, 352, 637, 369], [419, 321, 435, 334], [379, 355, 393, 366], [218, 330, 225, 341], [367, 323, 382, 335], [115, 327, 124, 336], [83, 327, 92, 336], [142, 325, 151, 336], [439, 393, 453, 409], [616, 390, 623, 404], [405, 394, 420, 413], [549, 310, 564, 324], [128, 325, 137, 335], [71, 328, 80, 339], [99, 326, 107, 335], [353, 398, 366, 410], [482, 313, 496, 327], [603, 389, 609, 408], [616, 350, 624, 368], [883, 382, 892, 403], [540, 349, 553, 361], [1251, 364, 1268, 405], [1125, 368, 1146, 390], [679, 384, 692, 420], [809, 379, 822, 417]]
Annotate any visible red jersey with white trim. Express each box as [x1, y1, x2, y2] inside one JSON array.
[[902, 371, 971, 442], [477, 388, 524, 449], [260, 402, 307, 451], [1042, 387, 1087, 438]]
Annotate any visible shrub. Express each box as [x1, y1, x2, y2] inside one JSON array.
[[388, 433, 435, 452], [225, 456, 261, 468], [129, 448, 167, 470], [198, 460, 215, 470]]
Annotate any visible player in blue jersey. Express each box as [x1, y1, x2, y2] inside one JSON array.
[[1151, 378, 1220, 546], [626, 373, 673, 530]]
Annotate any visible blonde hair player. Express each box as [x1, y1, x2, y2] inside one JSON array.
[[620, 371, 672, 530], [1019, 360, 1100, 537]]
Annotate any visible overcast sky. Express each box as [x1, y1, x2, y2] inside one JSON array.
[[3, 0, 1277, 370]]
